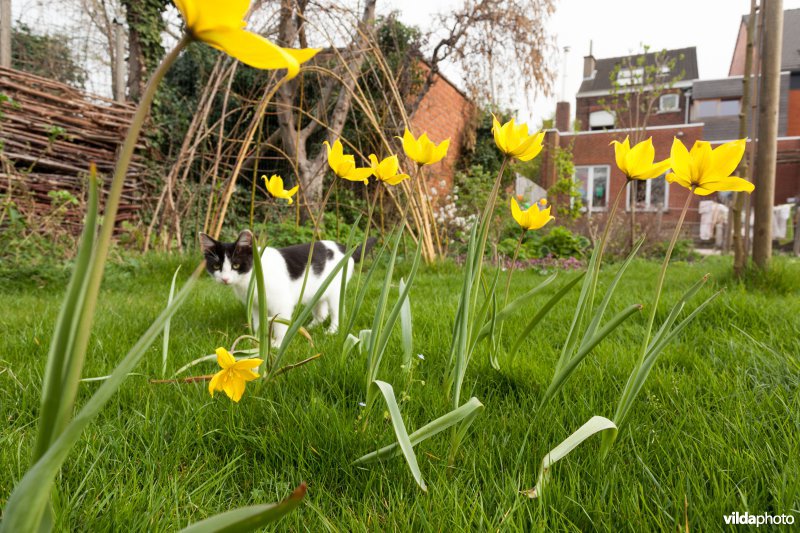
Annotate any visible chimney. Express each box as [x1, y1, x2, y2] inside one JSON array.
[[583, 40, 595, 78], [555, 101, 570, 132]]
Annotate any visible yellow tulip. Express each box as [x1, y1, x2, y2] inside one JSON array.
[[208, 347, 263, 402], [667, 138, 754, 196], [262, 174, 298, 205], [401, 129, 449, 166], [610, 136, 671, 180], [368, 154, 410, 186], [492, 115, 545, 161], [323, 140, 373, 184], [510, 197, 554, 231], [173, 0, 318, 79]]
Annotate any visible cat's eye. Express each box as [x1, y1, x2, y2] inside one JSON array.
[[232, 263, 240, 269], [213, 264, 221, 270]]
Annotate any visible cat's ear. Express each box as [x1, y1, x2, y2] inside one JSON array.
[[235, 230, 253, 250], [199, 233, 217, 254]]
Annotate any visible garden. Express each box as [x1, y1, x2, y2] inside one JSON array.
[[1, 0, 799, 531]]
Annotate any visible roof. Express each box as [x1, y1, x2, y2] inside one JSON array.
[[692, 77, 743, 99], [742, 8, 800, 72], [578, 47, 698, 94]]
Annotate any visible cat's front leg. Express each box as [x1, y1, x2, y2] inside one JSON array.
[[269, 306, 294, 348]]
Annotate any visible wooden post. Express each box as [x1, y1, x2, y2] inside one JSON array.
[[112, 21, 126, 102], [731, 0, 758, 277], [752, 0, 783, 269], [0, 0, 11, 68]]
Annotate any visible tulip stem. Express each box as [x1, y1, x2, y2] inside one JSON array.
[[502, 229, 526, 306], [587, 180, 630, 316], [639, 191, 693, 363]]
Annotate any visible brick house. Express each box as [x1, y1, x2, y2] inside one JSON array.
[[409, 63, 475, 193], [539, 9, 800, 239]]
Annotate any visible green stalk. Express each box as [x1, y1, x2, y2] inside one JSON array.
[[638, 191, 693, 364], [587, 179, 630, 315], [502, 229, 526, 305], [50, 34, 191, 446]]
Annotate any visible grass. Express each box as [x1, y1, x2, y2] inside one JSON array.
[[1, 252, 799, 531]]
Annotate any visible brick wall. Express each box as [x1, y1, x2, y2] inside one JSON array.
[[409, 68, 475, 196], [558, 125, 706, 229], [729, 20, 748, 76], [775, 137, 800, 203]]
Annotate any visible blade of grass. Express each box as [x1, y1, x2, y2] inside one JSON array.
[[399, 278, 413, 370]]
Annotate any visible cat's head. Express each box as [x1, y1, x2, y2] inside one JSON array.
[[199, 230, 254, 286]]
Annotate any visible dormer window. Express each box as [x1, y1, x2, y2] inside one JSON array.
[[616, 67, 644, 86]]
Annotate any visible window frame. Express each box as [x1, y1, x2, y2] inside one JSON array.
[[573, 165, 611, 212], [625, 175, 670, 212], [659, 93, 680, 112]]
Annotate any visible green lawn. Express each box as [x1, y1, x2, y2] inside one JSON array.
[[1, 253, 799, 531]]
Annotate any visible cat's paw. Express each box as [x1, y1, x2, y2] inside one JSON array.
[[326, 324, 338, 335]]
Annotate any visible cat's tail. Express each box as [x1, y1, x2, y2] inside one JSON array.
[[352, 237, 378, 263]]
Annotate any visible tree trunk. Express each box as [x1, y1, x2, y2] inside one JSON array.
[[0, 0, 11, 68], [752, 0, 782, 269]]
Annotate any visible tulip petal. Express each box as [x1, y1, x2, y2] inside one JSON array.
[[428, 139, 449, 165], [199, 27, 302, 78], [689, 141, 712, 182], [613, 136, 630, 175], [708, 139, 746, 181], [208, 370, 223, 396], [216, 347, 236, 369], [669, 138, 691, 180], [696, 175, 754, 194], [511, 197, 525, 228], [636, 158, 671, 180], [625, 137, 655, 178], [665, 171, 692, 191], [234, 358, 264, 370]]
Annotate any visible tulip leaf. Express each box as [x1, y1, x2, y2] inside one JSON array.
[[250, 233, 270, 368], [179, 483, 306, 533], [354, 397, 484, 465], [0, 265, 202, 533], [399, 278, 413, 370], [162, 265, 182, 377], [523, 416, 617, 499], [33, 172, 99, 461], [509, 273, 584, 359], [368, 380, 427, 492]]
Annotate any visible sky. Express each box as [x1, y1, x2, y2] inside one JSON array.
[[383, 0, 800, 126]]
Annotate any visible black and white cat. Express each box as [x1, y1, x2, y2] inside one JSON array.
[[200, 230, 376, 346]]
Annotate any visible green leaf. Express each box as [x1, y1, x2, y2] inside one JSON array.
[[524, 416, 617, 499], [1, 265, 202, 533], [509, 273, 584, 359], [179, 483, 307, 533], [399, 278, 413, 370], [368, 380, 426, 491], [344, 236, 388, 336], [354, 397, 484, 465], [33, 173, 99, 461], [162, 265, 182, 377], [250, 232, 271, 367]]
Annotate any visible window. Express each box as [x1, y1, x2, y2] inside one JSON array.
[[659, 93, 680, 112], [574, 165, 609, 211], [589, 110, 615, 130], [616, 67, 644, 86], [626, 174, 669, 211], [693, 98, 741, 119]]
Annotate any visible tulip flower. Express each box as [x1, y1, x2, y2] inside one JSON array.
[[401, 129, 449, 166], [667, 138, 754, 195], [611, 136, 671, 180], [173, 0, 318, 79], [262, 174, 298, 205], [208, 347, 263, 402], [368, 154, 410, 185], [323, 140, 373, 184], [510, 197, 554, 231], [492, 115, 545, 162]]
